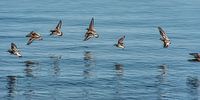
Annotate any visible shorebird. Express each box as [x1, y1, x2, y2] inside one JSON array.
[[26, 31, 42, 45], [114, 35, 125, 48], [8, 43, 22, 57], [84, 17, 99, 41], [158, 26, 171, 48], [189, 53, 200, 61], [50, 20, 63, 36]]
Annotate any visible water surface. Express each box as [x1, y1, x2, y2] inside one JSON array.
[[0, 0, 200, 100]]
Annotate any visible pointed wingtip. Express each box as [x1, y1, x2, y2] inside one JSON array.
[[7, 49, 11, 53], [83, 38, 87, 41], [158, 26, 162, 30], [26, 42, 30, 45], [11, 42, 17, 48], [91, 17, 94, 22], [189, 53, 198, 55], [189, 53, 193, 55]]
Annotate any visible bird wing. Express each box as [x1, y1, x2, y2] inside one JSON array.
[[56, 20, 62, 30], [32, 32, 41, 38], [26, 31, 34, 37], [158, 27, 169, 40], [189, 53, 200, 58], [83, 33, 92, 41], [11, 43, 18, 51], [27, 38, 34, 45], [88, 18, 94, 31], [118, 35, 125, 45]]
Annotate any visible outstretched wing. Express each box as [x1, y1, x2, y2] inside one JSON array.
[[83, 34, 93, 41], [118, 35, 125, 45], [27, 38, 34, 45], [189, 53, 200, 58], [11, 43, 18, 51], [32, 32, 41, 38], [56, 20, 62, 30], [158, 27, 169, 40], [26, 31, 34, 37], [88, 17, 94, 31]]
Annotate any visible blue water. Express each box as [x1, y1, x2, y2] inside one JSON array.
[[0, 0, 200, 100]]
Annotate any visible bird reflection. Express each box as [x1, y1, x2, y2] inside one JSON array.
[[156, 64, 168, 100], [83, 51, 95, 79], [157, 64, 167, 82], [186, 76, 199, 89], [23, 60, 39, 100], [24, 60, 39, 77], [83, 69, 93, 79], [186, 76, 199, 100], [50, 55, 61, 76], [82, 88, 90, 100], [113, 63, 124, 100], [83, 51, 94, 67], [48, 55, 62, 100], [6, 76, 16, 98], [82, 51, 96, 100], [115, 63, 124, 76], [24, 82, 34, 100], [84, 51, 93, 61]]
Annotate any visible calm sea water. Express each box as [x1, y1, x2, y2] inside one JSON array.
[[0, 0, 200, 100]]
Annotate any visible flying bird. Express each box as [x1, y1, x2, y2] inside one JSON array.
[[26, 31, 42, 45], [50, 20, 63, 36], [84, 17, 99, 41], [158, 27, 171, 48], [189, 53, 200, 61], [114, 35, 125, 48], [8, 43, 22, 57]]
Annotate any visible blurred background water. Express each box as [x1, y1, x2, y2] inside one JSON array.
[[0, 0, 200, 100]]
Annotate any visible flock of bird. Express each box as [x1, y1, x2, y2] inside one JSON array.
[[7, 17, 200, 61]]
